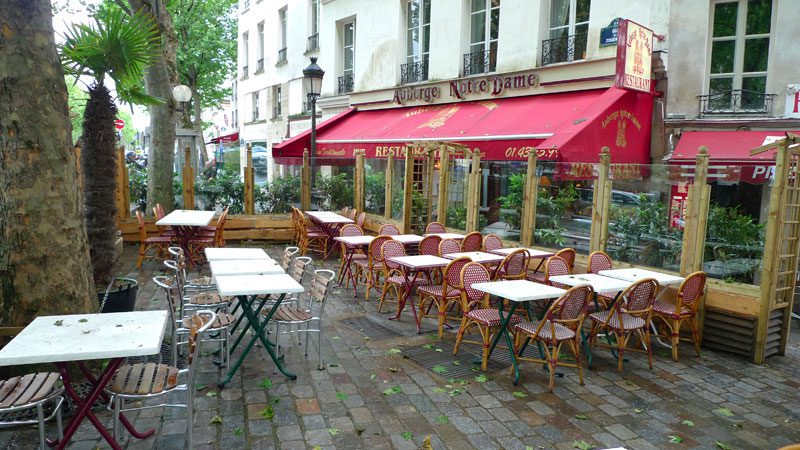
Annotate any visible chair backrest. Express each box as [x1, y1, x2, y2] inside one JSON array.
[[368, 235, 393, 265], [281, 246, 300, 271], [289, 256, 312, 283], [554, 248, 576, 272], [461, 232, 483, 252], [497, 249, 530, 280], [339, 224, 363, 237], [215, 207, 230, 246], [419, 235, 442, 256], [307, 270, 336, 314], [439, 238, 460, 255], [587, 251, 612, 274], [483, 234, 503, 252], [425, 222, 446, 234], [380, 239, 406, 272], [544, 256, 570, 285], [340, 207, 349, 217], [355, 211, 366, 228], [458, 262, 490, 311], [678, 271, 707, 311], [620, 278, 659, 314], [155, 203, 166, 219], [444, 257, 471, 290], [185, 310, 216, 368], [153, 275, 179, 323], [379, 224, 400, 235], [348, 208, 357, 220], [533, 285, 594, 341], [135, 210, 147, 240]]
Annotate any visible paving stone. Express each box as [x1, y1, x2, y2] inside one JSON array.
[[303, 414, 327, 430]]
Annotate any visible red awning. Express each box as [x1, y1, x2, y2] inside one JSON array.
[[273, 87, 653, 165], [208, 132, 239, 144]]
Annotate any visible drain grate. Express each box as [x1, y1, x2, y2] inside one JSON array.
[[340, 316, 402, 340]]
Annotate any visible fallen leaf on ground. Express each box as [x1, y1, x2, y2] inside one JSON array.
[[715, 407, 735, 417], [233, 427, 243, 436], [388, 367, 399, 372], [206, 392, 217, 397], [259, 406, 275, 420], [475, 374, 488, 383], [681, 419, 694, 427], [209, 415, 223, 425], [388, 348, 402, 354], [336, 392, 349, 400], [423, 344, 434, 349], [572, 440, 595, 450], [433, 387, 446, 393], [432, 365, 448, 374], [574, 414, 587, 420], [260, 378, 273, 389], [401, 431, 413, 440], [633, 408, 643, 414], [383, 386, 402, 395], [513, 391, 528, 398], [669, 435, 683, 443], [328, 428, 340, 436], [436, 415, 448, 424], [714, 441, 731, 450], [452, 360, 461, 365]]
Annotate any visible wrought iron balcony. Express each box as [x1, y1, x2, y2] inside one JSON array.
[[401, 59, 429, 84], [338, 74, 354, 94], [255, 58, 264, 73], [277, 47, 287, 64], [241, 65, 248, 80], [541, 33, 588, 66], [697, 90, 775, 118], [272, 106, 281, 119], [463, 49, 496, 76], [307, 34, 319, 52]]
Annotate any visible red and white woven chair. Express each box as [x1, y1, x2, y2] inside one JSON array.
[[438, 238, 461, 256], [589, 277, 659, 371], [460, 232, 483, 252], [483, 234, 503, 252], [378, 223, 400, 235], [652, 271, 706, 361], [354, 235, 393, 301], [378, 240, 428, 314], [527, 255, 571, 289], [494, 249, 530, 281], [587, 250, 615, 309], [338, 224, 366, 289], [418, 257, 471, 338], [453, 262, 523, 370], [425, 221, 446, 234], [513, 285, 593, 392], [135, 210, 171, 268]]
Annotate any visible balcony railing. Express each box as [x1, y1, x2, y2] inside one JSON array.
[[697, 90, 775, 118], [272, 106, 281, 119], [255, 58, 264, 73], [307, 34, 319, 52], [241, 65, 248, 80], [541, 33, 588, 66], [401, 59, 429, 84], [463, 49, 496, 76], [277, 47, 287, 64], [338, 74, 354, 94]]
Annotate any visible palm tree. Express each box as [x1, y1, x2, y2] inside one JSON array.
[[61, 9, 161, 285]]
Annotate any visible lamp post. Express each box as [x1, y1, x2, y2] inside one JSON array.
[[172, 84, 194, 171], [303, 57, 324, 189]]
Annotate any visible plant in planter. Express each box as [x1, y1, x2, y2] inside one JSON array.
[[61, 9, 161, 310]]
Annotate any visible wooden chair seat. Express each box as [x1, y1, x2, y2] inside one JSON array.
[[144, 236, 172, 244], [271, 305, 313, 322], [107, 363, 179, 396], [187, 292, 230, 306], [183, 313, 235, 329], [385, 275, 428, 287], [0, 372, 61, 409], [186, 276, 214, 287]]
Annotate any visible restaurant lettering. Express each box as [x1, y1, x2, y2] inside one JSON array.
[[392, 71, 539, 105], [504, 146, 558, 159]]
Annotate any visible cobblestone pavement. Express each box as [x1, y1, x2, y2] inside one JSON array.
[[2, 243, 799, 449]]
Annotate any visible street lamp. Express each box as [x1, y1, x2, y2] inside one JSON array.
[[303, 57, 324, 188], [172, 84, 193, 171]]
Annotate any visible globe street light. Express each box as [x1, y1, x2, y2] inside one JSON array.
[[303, 57, 324, 188]]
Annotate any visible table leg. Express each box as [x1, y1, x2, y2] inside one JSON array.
[[487, 302, 521, 385], [229, 295, 273, 353], [389, 270, 422, 333]]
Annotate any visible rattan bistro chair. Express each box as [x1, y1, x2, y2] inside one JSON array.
[[106, 311, 216, 447], [418, 257, 471, 338], [425, 222, 446, 234], [652, 271, 707, 361], [135, 210, 171, 268], [378, 223, 400, 235], [483, 234, 503, 252], [0, 373, 64, 450], [354, 235, 393, 301]]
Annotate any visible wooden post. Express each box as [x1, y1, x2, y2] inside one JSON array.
[[520, 151, 539, 247], [181, 146, 195, 210], [437, 145, 450, 226], [384, 153, 394, 219], [301, 149, 311, 211], [465, 149, 482, 232], [243, 143, 254, 214], [354, 149, 365, 211], [115, 147, 130, 220], [679, 147, 709, 275], [426, 150, 436, 224], [589, 147, 611, 252], [402, 146, 414, 233], [74, 144, 83, 192]]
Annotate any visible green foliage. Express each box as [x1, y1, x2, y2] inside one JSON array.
[[66, 78, 88, 143], [195, 168, 244, 213], [365, 169, 386, 214], [446, 205, 487, 231], [607, 195, 681, 267], [534, 184, 578, 246], [256, 175, 301, 213], [498, 173, 525, 229], [315, 172, 354, 211], [128, 164, 148, 212], [706, 204, 764, 261]]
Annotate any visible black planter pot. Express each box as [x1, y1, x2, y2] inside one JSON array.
[[97, 277, 139, 313]]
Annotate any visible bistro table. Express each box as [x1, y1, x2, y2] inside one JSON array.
[[205, 247, 272, 261], [471, 280, 567, 385], [215, 274, 304, 387], [156, 210, 216, 266], [444, 251, 505, 265], [209, 259, 284, 276], [391, 234, 425, 245], [424, 232, 466, 240], [305, 211, 354, 258], [490, 247, 555, 273], [386, 255, 451, 333], [0, 311, 168, 450], [333, 235, 374, 295]]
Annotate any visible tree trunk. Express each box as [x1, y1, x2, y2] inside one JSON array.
[[0, 0, 95, 327], [129, 0, 178, 214]]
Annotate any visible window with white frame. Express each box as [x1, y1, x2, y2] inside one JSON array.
[[278, 7, 288, 63], [707, 0, 772, 112], [467, 0, 499, 75], [403, 0, 431, 83], [308, 0, 321, 51], [242, 32, 249, 78], [339, 20, 355, 94], [252, 91, 260, 121], [256, 22, 265, 73], [543, 0, 589, 65]]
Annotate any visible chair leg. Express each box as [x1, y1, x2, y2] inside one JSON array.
[[616, 332, 626, 372], [480, 326, 491, 371], [378, 283, 391, 313], [36, 404, 45, 450], [113, 396, 122, 441], [670, 318, 680, 362], [304, 323, 310, 357], [437, 301, 446, 339], [547, 343, 558, 392], [186, 388, 193, 448], [137, 243, 146, 268], [453, 318, 469, 355], [644, 326, 653, 369], [318, 323, 324, 370], [690, 317, 702, 357], [55, 399, 63, 443], [570, 339, 585, 386]]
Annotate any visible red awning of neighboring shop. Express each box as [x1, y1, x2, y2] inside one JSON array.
[[272, 87, 653, 165], [208, 131, 239, 144], [669, 130, 799, 163]]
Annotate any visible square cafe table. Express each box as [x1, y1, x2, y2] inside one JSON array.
[[386, 255, 451, 333], [156, 210, 216, 265], [424, 232, 466, 240], [490, 247, 555, 272], [0, 311, 168, 449], [391, 234, 425, 245], [215, 274, 304, 387], [471, 280, 567, 385], [333, 235, 374, 296], [444, 251, 506, 265], [205, 247, 272, 261], [305, 211, 354, 258], [210, 259, 283, 276]]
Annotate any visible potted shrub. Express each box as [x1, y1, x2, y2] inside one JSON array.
[[61, 9, 161, 311]]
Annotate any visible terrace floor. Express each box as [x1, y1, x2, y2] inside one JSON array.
[[2, 242, 799, 450]]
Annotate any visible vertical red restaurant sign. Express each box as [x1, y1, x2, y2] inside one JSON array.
[[615, 19, 654, 93]]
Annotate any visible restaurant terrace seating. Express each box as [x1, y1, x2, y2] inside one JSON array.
[[438, 238, 461, 255], [652, 271, 707, 361], [135, 210, 171, 268], [337, 224, 366, 288], [483, 234, 503, 252], [528, 255, 571, 289], [378, 223, 400, 235], [587, 250, 615, 308], [425, 221, 446, 234], [460, 232, 483, 252], [0, 372, 64, 450], [495, 249, 530, 281], [418, 257, 471, 338], [354, 235, 393, 301], [378, 240, 427, 314]]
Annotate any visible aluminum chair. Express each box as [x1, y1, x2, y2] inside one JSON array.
[[0, 373, 64, 450]]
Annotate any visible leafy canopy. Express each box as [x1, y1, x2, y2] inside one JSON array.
[[60, 8, 162, 106]]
